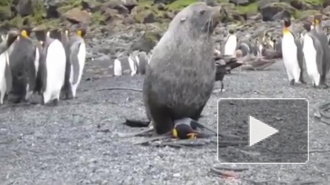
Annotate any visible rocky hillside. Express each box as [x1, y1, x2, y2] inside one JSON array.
[[1, 0, 327, 32], [1, 0, 328, 57]]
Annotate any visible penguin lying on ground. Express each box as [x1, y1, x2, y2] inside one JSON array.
[[62, 28, 87, 99], [281, 17, 305, 86]]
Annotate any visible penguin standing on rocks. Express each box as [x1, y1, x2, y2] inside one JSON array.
[[223, 29, 237, 56], [62, 28, 87, 99], [302, 21, 324, 87], [113, 56, 123, 76], [137, 51, 148, 75], [281, 17, 305, 85], [8, 28, 40, 103], [40, 30, 66, 105], [0, 33, 14, 104], [128, 50, 138, 76], [312, 15, 330, 88]]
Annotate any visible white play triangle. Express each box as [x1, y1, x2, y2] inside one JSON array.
[[249, 116, 279, 147]]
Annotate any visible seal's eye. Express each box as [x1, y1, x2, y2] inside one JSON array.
[[199, 9, 205, 15]]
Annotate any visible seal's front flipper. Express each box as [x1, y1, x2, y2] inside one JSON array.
[[154, 138, 211, 148], [123, 119, 150, 127], [133, 135, 170, 145], [116, 127, 154, 138]]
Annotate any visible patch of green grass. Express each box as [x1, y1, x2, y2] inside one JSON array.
[[303, 0, 323, 5], [167, 0, 197, 10], [8, 15, 24, 27], [293, 9, 319, 19], [138, 0, 153, 6], [236, 2, 258, 14], [0, 0, 11, 6], [91, 11, 104, 25], [215, 0, 229, 3], [58, 0, 82, 13]]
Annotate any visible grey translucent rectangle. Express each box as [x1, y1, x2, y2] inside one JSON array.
[[217, 98, 309, 164]]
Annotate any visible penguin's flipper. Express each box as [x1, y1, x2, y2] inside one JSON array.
[[70, 42, 81, 85], [4, 56, 12, 94], [312, 34, 324, 77], [123, 119, 150, 127], [295, 38, 305, 83]]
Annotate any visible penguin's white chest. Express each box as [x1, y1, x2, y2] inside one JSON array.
[[128, 55, 137, 76], [282, 33, 301, 82], [0, 51, 7, 104], [114, 59, 122, 76], [224, 35, 237, 56], [43, 40, 66, 103], [303, 34, 320, 85]]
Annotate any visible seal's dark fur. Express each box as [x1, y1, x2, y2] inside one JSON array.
[[143, 2, 222, 135]]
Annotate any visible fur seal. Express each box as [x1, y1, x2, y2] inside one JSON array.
[[143, 2, 222, 136]]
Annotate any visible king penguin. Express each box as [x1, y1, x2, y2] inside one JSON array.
[[281, 17, 305, 85], [0, 33, 14, 104], [223, 29, 238, 56], [312, 15, 330, 88], [62, 28, 87, 99], [40, 30, 66, 105], [302, 21, 323, 87], [8, 28, 40, 103]]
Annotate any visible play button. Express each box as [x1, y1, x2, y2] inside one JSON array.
[[249, 116, 279, 147], [217, 98, 308, 164]]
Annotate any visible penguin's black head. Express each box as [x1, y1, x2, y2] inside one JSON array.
[[303, 21, 312, 32], [283, 18, 291, 28], [229, 29, 235, 34], [49, 28, 62, 40], [172, 124, 197, 139]]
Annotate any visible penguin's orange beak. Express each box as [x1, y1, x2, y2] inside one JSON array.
[[187, 133, 197, 139]]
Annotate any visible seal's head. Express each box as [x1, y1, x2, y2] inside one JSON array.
[[170, 2, 222, 36]]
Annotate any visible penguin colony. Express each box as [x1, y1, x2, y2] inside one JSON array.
[[0, 27, 87, 105], [282, 15, 330, 88]]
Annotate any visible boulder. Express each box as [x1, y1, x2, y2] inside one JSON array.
[[153, 0, 177, 5], [324, 0, 330, 8], [81, 0, 102, 13], [102, 8, 124, 24], [101, 1, 129, 15], [257, 0, 279, 10], [0, 6, 13, 21], [130, 31, 162, 53], [290, 0, 312, 10], [259, 2, 294, 21], [16, 0, 34, 17], [229, 0, 256, 6], [45, 5, 60, 18], [65, 8, 91, 24]]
